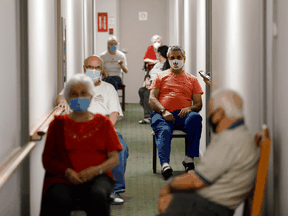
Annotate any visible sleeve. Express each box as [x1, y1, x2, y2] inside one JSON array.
[[143, 45, 156, 60], [194, 139, 235, 185], [193, 78, 204, 95], [149, 72, 161, 91], [42, 119, 68, 177], [105, 119, 123, 153], [107, 85, 123, 118], [123, 53, 127, 67]]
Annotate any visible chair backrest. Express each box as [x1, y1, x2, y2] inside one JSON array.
[[243, 125, 271, 216]]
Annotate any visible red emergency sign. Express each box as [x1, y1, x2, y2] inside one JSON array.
[[98, 13, 108, 32]]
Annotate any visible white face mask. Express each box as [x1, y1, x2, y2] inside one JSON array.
[[86, 69, 101, 82], [153, 42, 161, 49], [169, 59, 184, 70]]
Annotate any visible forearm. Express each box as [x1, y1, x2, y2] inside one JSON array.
[[144, 58, 156, 64], [121, 65, 128, 73], [169, 172, 206, 191], [43, 155, 68, 177], [109, 112, 119, 126], [97, 154, 119, 174], [188, 103, 202, 113], [149, 95, 165, 113]]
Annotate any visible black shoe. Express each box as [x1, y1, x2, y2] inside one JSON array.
[[161, 165, 173, 180], [182, 161, 195, 173]]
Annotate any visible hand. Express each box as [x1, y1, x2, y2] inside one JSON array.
[[158, 194, 173, 214], [101, 71, 109, 78], [117, 60, 123, 65], [159, 183, 171, 198], [59, 100, 71, 113], [178, 107, 191, 118], [78, 166, 97, 183], [162, 111, 175, 123], [65, 168, 84, 185], [154, 59, 159, 64]]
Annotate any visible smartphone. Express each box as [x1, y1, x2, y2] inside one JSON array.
[[198, 70, 211, 82]]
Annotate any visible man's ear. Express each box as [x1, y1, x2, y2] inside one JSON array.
[[184, 56, 186, 63], [212, 107, 225, 123]]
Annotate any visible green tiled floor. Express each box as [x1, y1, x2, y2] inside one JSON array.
[[111, 103, 199, 216]]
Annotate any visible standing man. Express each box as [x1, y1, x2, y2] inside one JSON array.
[[149, 45, 203, 179], [56, 55, 129, 204], [101, 36, 128, 90]]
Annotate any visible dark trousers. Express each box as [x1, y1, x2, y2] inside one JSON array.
[[151, 110, 202, 165], [156, 192, 235, 216], [41, 174, 115, 216], [138, 87, 153, 118], [103, 76, 122, 90]]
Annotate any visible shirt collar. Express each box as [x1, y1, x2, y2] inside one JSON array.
[[228, 119, 245, 129]]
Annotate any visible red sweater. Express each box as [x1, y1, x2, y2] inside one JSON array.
[[40, 114, 123, 201], [143, 45, 157, 70]]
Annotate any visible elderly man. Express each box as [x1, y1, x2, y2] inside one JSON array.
[[156, 89, 260, 216], [56, 55, 129, 205], [100, 36, 128, 90], [143, 35, 163, 73], [149, 45, 203, 179]]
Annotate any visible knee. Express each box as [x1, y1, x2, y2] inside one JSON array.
[[90, 188, 108, 202], [189, 112, 202, 124], [138, 87, 145, 95]]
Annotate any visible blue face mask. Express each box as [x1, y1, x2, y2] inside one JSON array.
[[86, 69, 101, 82], [109, 45, 117, 52], [69, 97, 91, 113]]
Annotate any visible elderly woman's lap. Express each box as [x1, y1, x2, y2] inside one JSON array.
[[42, 174, 115, 216]]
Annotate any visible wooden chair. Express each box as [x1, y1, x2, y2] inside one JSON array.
[[118, 83, 125, 111], [243, 124, 271, 216], [152, 130, 188, 173]]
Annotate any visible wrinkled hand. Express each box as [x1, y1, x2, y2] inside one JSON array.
[[162, 111, 175, 123], [59, 100, 71, 114], [102, 71, 109, 78], [78, 166, 97, 183], [178, 107, 191, 118], [117, 60, 123, 65], [65, 168, 84, 185]]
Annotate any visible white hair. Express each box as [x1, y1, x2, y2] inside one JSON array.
[[107, 36, 119, 44], [211, 89, 244, 119], [84, 55, 103, 67], [167, 45, 185, 58], [151, 35, 162, 42], [63, 73, 95, 101]]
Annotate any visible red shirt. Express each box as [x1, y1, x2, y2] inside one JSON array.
[[143, 45, 157, 70], [41, 114, 123, 198], [149, 69, 204, 112]]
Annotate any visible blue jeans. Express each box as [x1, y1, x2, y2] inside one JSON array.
[[111, 132, 129, 193], [103, 76, 122, 90], [151, 110, 202, 165]]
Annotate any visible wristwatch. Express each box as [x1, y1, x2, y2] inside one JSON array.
[[160, 108, 167, 115], [98, 166, 103, 175]]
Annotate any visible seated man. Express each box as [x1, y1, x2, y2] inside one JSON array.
[[56, 55, 129, 205], [138, 45, 169, 124], [157, 89, 260, 216], [149, 45, 203, 179]]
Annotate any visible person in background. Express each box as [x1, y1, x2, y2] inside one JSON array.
[[200, 72, 211, 87], [40, 73, 123, 216], [56, 55, 129, 205], [157, 89, 260, 216], [143, 35, 163, 74], [138, 45, 169, 124], [149, 45, 203, 179], [101, 36, 128, 90]]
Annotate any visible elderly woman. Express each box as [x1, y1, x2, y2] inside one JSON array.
[[143, 35, 163, 73], [39, 73, 123, 216], [100, 36, 128, 90]]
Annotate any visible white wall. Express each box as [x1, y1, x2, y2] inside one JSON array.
[[95, 0, 118, 56], [273, 0, 288, 215], [0, 0, 22, 215], [28, 1, 58, 215]]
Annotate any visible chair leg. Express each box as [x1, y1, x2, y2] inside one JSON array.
[[185, 136, 188, 156], [153, 135, 157, 173], [122, 87, 125, 111]]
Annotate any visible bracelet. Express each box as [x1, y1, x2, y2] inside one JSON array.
[[98, 166, 103, 175]]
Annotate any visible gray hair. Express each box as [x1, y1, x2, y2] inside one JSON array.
[[211, 89, 244, 119], [84, 55, 103, 67], [63, 73, 95, 101], [107, 36, 119, 44], [151, 35, 162, 42], [167, 45, 185, 58]]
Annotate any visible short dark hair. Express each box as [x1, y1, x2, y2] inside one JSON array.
[[157, 45, 169, 59]]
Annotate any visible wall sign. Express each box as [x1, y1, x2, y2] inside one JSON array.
[[109, 28, 114, 35], [139, 12, 147, 21], [98, 13, 108, 32]]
